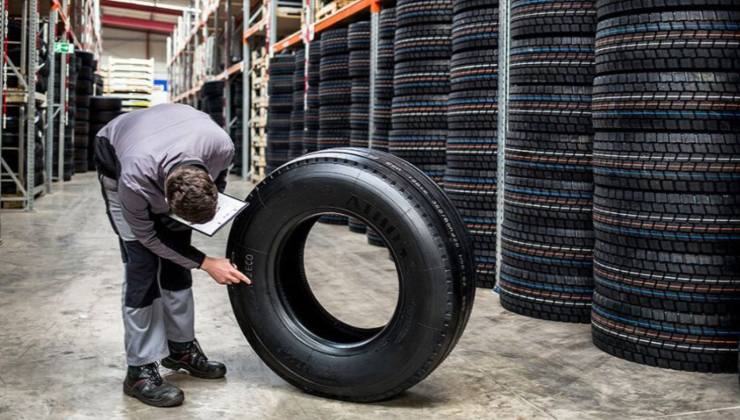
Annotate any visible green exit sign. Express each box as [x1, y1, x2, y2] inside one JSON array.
[[54, 42, 74, 54]]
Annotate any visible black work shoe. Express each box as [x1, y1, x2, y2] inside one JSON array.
[[123, 363, 184, 407], [162, 339, 227, 379]]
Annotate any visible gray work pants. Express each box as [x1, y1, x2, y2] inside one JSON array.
[[99, 174, 195, 366]]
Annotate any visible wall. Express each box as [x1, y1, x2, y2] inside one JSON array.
[[100, 27, 168, 80]]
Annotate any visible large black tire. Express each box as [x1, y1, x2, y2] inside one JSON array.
[[227, 148, 476, 402]]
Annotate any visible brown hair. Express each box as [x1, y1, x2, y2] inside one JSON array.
[[166, 165, 218, 224]]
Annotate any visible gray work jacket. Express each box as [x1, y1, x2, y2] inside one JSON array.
[[95, 103, 234, 269]]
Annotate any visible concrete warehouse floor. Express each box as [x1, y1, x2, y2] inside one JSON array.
[[1, 173, 740, 419]]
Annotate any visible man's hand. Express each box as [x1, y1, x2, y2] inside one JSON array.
[[201, 257, 251, 285]]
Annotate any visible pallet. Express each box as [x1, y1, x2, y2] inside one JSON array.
[[276, 6, 302, 19], [315, 0, 354, 21], [251, 165, 266, 182]]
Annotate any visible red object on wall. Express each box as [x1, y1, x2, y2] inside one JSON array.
[[101, 0, 182, 16], [101, 15, 175, 34]]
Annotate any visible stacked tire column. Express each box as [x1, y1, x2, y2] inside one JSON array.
[[74, 51, 95, 173], [498, 0, 597, 321], [591, 0, 740, 372], [200, 81, 226, 126], [288, 49, 306, 160], [318, 28, 351, 225], [89, 97, 123, 158], [348, 21, 371, 234], [52, 53, 75, 181], [231, 74, 244, 175], [444, 0, 499, 288], [303, 40, 322, 155], [266, 54, 295, 172], [366, 7, 396, 248], [390, 0, 451, 185]]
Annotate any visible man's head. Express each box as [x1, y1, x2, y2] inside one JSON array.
[[166, 165, 218, 224]]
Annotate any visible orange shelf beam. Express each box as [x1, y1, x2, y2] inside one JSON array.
[[172, 84, 201, 103], [243, 18, 265, 42], [173, 61, 243, 101], [214, 61, 244, 80], [272, 31, 302, 53], [314, 0, 371, 34], [55, 4, 83, 50], [272, 0, 372, 53]]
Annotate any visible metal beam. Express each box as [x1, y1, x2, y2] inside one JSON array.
[[27, 0, 38, 211], [101, 0, 183, 16], [495, 0, 510, 285], [101, 14, 175, 34], [46, 10, 57, 193]]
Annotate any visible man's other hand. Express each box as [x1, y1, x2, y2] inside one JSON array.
[[201, 257, 252, 285]]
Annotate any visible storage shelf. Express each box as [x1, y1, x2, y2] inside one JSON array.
[[172, 60, 243, 102], [272, 0, 372, 53], [167, 2, 220, 67]]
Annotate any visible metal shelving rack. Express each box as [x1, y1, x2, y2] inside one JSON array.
[[1, 0, 100, 212], [167, 0, 378, 181], [1, 0, 43, 211]]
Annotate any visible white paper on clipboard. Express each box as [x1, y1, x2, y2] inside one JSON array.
[[170, 193, 249, 237]]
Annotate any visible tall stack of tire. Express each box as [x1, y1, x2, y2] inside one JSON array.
[[590, 0, 740, 372], [498, 0, 596, 321], [0, 109, 45, 193], [289, 49, 306, 160], [52, 51, 76, 180], [390, 0, 451, 185], [347, 21, 372, 234], [318, 28, 351, 225], [89, 97, 123, 162], [199, 81, 226, 127], [74, 51, 95, 173], [94, 73, 104, 96], [303, 40, 321, 154], [266, 54, 295, 172], [444, 0, 499, 288], [231, 75, 244, 175], [318, 28, 352, 153], [366, 8, 396, 248]]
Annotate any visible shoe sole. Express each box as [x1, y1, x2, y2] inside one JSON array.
[[123, 382, 185, 408], [161, 358, 226, 380]]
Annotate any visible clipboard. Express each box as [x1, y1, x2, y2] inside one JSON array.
[[169, 193, 249, 237]]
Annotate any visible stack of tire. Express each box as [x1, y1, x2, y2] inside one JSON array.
[[231, 75, 244, 175], [74, 51, 95, 173], [3, 21, 46, 191], [52, 53, 77, 181], [498, 0, 596, 321], [590, 0, 740, 372], [318, 28, 352, 153], [348, 21, 372, 234], [94, 73, 104, 96], [390, 0, 451, 185], [444, 0, 499, 288], [366, 8, 396, 248], [200, 81, 226, 127], [318, 28, 352, 225], [6, 20, 48, 95], [303, 40, 321, 154], [289, 49, 306, 160], [0, 109, 45, 194], [36, 34, 50, 95], [266, 54, 295, 172], [89, 97, 123, 162]]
